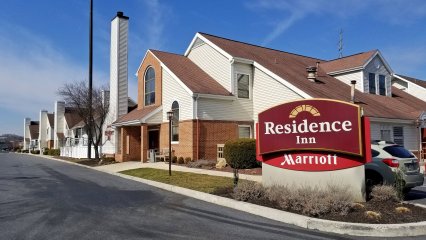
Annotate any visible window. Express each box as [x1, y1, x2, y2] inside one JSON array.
[[383, 145, 414, 158], [144, 67, 155, 106], [368, 73, 376, 94], [171, 101, 179, 142], [371, 149, 380, 158], [378, 75, 386, 96], [237, 73, 250, 99], [380, 129, 391, 142], [238, 126, 251, 138], [393, 126, 404, 146]]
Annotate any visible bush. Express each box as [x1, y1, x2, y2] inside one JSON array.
[[22, 150, 29, 153], [177, 157, 184, 164], [370, 185, 399, 202], [233, 181, 265, 202], [184, 157, 192, 164], [394, 170, 405, 200], [31, 150, 40, 154], [172, 156, 178, 163], [186, 159, 216, 168], [224, 139, 258, 169], [224, 138, 258, 187], [43, 150, 48, 155], [253, 184, 353, 217], [47, 149, 60, 156]]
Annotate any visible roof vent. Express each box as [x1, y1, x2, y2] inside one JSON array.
[[306, 66, 317, 82]]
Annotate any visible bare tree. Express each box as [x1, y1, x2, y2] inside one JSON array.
[[58, 81, 109, 162]]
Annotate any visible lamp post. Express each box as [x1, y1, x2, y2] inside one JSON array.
[[167, 110, 174, 176]]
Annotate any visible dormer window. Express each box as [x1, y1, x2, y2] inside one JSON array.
[[379, 75, 386, 96], [369, 73, 376, 94]]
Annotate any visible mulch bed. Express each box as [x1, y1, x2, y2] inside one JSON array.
[[211, 186, 426, 224]]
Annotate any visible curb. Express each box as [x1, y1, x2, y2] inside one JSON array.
[[28, 153, 426, 237]]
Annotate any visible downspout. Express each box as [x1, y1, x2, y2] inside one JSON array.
[[193, 94, 200, 160]]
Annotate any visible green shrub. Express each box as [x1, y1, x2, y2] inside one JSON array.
[[224, 138, 258, 169], [31, 150, 40, 154], [172, 156, 178, 163], [43, 150, 48, 155], [184, 157, 192, 164], [370, 185, 399, 202], [22, 150, 29, 153], [177, 157, 184, 164], [47, 149, 60, 156], [224, 138, 258, 187], [394, 170, 405, 201]]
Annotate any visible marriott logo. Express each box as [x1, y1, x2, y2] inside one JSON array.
[[281, 154, 338, 166]]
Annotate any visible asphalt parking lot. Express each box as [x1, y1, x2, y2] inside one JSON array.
[[405, 176, 426, 205]]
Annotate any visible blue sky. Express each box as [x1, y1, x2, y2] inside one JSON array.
[[1, 0, 426, 135]]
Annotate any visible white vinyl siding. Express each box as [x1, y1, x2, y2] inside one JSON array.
[[187, 41, 232, 91], [253, 67, 304, 122], [370, 121, 419, 152], [162, 69, 193, 121], [197, 98, 252, 121], [392, 78, 426, 102], [146, 110, 162, 124], [333, 70, 363, 91], [364, 55, 391, 96]]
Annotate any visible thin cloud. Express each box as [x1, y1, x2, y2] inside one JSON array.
[[384, 45, 426, 79], [247, 0, 426, 45], [0, 23, 107, 115]]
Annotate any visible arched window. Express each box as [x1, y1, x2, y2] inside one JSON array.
[[144, 67, 155, 106], [172, 101, 179, 141]]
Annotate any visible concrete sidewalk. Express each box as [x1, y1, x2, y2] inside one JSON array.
[[95, 161, 262, 182]]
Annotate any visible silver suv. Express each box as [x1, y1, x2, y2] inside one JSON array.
[[365, 141, 424, 193]]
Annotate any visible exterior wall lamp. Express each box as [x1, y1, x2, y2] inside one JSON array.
[[167, 110, 174, 176]]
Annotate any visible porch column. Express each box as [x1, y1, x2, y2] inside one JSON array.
[[141, 124, 148, 162]]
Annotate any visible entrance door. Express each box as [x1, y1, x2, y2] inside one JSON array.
[[148, 130, 159, 150]]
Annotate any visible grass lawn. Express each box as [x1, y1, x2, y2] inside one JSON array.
[[120, 168, 243, 193]]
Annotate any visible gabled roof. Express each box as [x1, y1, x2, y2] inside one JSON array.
[[47, 113, 54, 128], [196, 32, 426, 121], [319, 50, 377, 74], [113, 105, 162, 126], [150, 49, 232, 96], [395, 74, 426, 89], [64, 108, 83, 129], [29, 125, 39, 139]]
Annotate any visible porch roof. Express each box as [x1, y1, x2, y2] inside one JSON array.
[[112, 106, 162, 127]]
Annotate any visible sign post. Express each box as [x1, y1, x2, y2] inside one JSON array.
[[257, 99, 371, 201]]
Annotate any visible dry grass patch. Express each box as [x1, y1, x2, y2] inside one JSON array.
[[395, 206, 411, 214], [121, 168, 243, 193], [365, 211, 382, 221]]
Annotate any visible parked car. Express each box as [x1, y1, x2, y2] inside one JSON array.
[[365, 140, 424, 193]]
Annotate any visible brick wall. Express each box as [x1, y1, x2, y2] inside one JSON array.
[[137, 51, 162, 108], [115, 126, 141, 162], [159, 120, 195, 160], [158, 119, 253, 161]]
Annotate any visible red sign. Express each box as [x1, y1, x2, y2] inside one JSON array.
[[258, 99, 362, 156], [257, 99, 371, 171]]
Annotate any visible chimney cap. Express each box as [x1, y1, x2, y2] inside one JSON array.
[[114, 11, 129, 20], [350, 80, 357, 85], [306, 66, 317, 73]]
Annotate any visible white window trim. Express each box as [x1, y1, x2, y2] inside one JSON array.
[[238, 125, 252, 138], [235, 71, 252, 100]]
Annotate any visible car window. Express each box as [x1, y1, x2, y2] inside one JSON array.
[[383, 145, 414, 158], [371, 149, 380, 157]]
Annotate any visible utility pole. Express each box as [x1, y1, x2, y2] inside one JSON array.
[[88, 0, 93, 159]]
